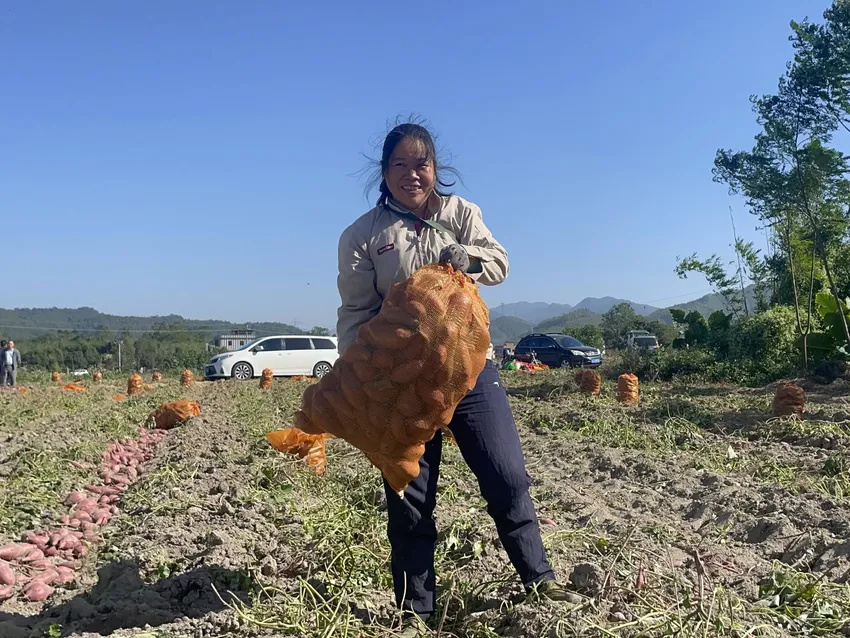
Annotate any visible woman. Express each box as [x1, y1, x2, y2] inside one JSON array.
[[337, 122, 572, 635]]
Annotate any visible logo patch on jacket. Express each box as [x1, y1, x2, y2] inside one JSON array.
[[377, 243, 395, 256]]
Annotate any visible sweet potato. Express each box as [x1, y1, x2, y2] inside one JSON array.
[[74, 498, 98, 513], [65, 492, 86, 506], [0, 561, 15, 586], [21, 547, 44, 563], [0, 543, 32, 561], [277, 264, 490, 494], [150, 400, 201, 430], [32, 569, 59, 585], [85, 484, 122, 496], [24, 532, 49, 548], [24, 581, 54, 601], [55, 566, 75, 584], [127, 373, 144, 396], [0, 585, 13, 601]]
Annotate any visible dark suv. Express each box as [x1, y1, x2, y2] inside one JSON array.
[[514, 333, 603, 369]]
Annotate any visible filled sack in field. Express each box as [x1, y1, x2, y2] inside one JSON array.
[[151, 400, 201, 430], [617, 373, 639, 404], [773, 382, 805, 417], [575, 369, 601, 396], [269, 264, 490, 495]]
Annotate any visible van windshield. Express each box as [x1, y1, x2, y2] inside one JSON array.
[[236, 339, 263, 351]]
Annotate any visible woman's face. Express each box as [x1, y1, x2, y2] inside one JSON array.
[[384, 137, 435, 212]]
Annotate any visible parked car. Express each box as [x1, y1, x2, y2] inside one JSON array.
[[629, 334, 660, 351], [71, 369, 89, 377], [626, 330, 651, 347], [514, 333, 603, 369], [204, 335, 339, 380]]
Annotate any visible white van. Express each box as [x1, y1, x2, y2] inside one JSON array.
[[204, 335, 339, 380]]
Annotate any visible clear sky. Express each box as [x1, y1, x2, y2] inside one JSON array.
[[0, 1, 831, 330]]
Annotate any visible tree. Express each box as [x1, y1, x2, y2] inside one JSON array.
[[710, 3, 850, 363], [566, 324, 604, 349], [309, 326, 331, 336], [601, 303, 642, 349], [669, 309, 709, 347], [707, 310, 733, 356]]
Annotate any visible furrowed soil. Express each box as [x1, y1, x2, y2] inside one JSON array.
[[1, 371, 850, 637]]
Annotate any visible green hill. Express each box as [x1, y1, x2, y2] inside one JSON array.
[[534, 309, 603, 334], [489, 315, 534, 345], [0, 307, 305, 341]]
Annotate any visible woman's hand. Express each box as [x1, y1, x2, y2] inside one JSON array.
[[439, 244, 470, 273]]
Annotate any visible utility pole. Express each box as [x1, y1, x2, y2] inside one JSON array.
[[118, 341, 122, 371]]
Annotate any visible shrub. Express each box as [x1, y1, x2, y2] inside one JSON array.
[[731, 305, 799, 379]]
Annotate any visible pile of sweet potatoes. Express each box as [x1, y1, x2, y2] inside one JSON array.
[[0, 428, 167, 603]]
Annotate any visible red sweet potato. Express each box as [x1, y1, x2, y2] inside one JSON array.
[[24, 581, 54, 601], [0, 560, 15, 586], [65, 492, 86, 506], [0, 543, 31, 561]]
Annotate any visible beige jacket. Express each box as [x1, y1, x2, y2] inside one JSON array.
[[336, 194, 508, 354]]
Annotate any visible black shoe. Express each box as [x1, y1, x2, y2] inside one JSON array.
[[525, 579, 583, 604]]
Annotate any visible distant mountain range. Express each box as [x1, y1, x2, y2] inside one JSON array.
[[0, 307, 304, 341], [488, 287, 757, 345], [490, 297, 661, 323], [0, 286, 756, 347]]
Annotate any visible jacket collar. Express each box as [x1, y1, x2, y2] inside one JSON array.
[[386, 192, 443, 220]]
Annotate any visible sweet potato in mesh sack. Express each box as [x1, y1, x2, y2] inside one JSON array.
[[51, 372, 62, 383], [180, 369, 194, 386], [288, 264, 490, 495], [259, 368, 273, 389], [152, 371, 162, 382], [617, 373, 639, 405], [151, 400, 201, 429], [92, 371, 103, 382], [773, 382, 806, 417], [266, 429, 331, 475], [127, 373, 144, 396], [62, 383, 86, 393], [575, 369, 601, 396]]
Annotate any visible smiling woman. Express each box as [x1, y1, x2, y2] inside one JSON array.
[[334, 119, 574, 633]]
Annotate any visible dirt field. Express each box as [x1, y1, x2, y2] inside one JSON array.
[[1, 370, 849, 637]]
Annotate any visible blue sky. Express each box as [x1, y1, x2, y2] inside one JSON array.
[[0, 1, 830, 330]]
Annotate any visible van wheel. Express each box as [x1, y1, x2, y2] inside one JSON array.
[[232, 362, 253, 380], [313, 362, 333, 378]]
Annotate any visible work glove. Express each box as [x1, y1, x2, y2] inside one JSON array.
[[439, 244, 470, 273]]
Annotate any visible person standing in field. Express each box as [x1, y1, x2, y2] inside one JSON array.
[[1, 340, 21, 386], [336, 121, 575, 636]]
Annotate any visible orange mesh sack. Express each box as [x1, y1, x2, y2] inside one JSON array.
[[92, 371, 103, 382], [773, 382, 805, 417], [259, 368, 273, 389], [283, 264, 490, 495], [127, 373, 144, 396], [617, 374, 639, 405], [575, 369, 601, 396], [62, 383, 86, 392], [152, 371, 162, 382], [180, 369, 194, 386], [151, 400, 201, 429], [51, 372, 62, 383], [266, 429, 331, 476]]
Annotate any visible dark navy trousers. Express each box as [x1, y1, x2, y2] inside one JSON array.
[[383, 361, 555, 619]]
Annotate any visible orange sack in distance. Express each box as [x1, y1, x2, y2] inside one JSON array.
[[269, 264, 491, 496]]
